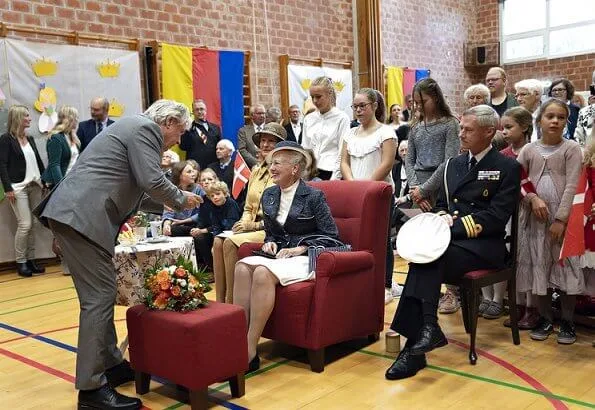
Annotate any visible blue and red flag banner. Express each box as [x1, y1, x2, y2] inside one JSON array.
[[162, 43, 245, 153]]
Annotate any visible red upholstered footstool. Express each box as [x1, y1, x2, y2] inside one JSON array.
[[126, 302, 248, 409]]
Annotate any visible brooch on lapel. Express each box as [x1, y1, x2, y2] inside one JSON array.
[[477, 170, 500, 181]]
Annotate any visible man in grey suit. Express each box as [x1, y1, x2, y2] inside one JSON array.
[[237, 104, 266, 168], [34, 100, 202, 410]]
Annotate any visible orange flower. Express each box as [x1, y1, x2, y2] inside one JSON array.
[[174, 267, 187, 278], [159, 278, 171, 290], [156, 270, 169, 282], [154, 291, 170, 309], [188, 275, 197, 286], [171, 286, 181, 297]]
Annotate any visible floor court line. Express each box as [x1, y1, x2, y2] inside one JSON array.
[[358, 349, 594, 409], [0, 346, 154, 410], [0, 321, 247, 409], [0, 286, 75, 304], [0, 297, 78, 316], [2, 320, 592, 409], [382, 321, 571, 410]]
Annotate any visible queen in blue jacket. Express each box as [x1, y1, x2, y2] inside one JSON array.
[[234, 141, 343, 373]]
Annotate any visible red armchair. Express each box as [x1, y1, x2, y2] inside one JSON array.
[[238, 180, 392, 372]]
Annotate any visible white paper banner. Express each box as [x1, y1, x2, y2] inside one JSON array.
[[3, 38, 142, 140], [0, 38, 143, 263], [287, 64, 353, 119]]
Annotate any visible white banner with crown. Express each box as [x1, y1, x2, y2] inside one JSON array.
[[1, 38, 142, 140], [0, 38, 142, 263], [287, 64, 353, 120]]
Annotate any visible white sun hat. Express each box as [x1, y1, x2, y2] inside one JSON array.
[[396, 212, 452, 264]]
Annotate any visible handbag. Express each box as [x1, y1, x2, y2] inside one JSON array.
[[296, 235, 352, 271], [307, 244, 352, 272]]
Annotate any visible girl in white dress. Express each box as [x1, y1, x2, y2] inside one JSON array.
[[340, 88, 398, 304]]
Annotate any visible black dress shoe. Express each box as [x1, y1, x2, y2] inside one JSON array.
[[385, 348, 427, 380], [26, 260, 45, 274], [246, 355, 260, 374], [78, 384, 142, 410], [106, 360, 135, 388], [409, 323, 448, 355], [16, 263, 32, 277]]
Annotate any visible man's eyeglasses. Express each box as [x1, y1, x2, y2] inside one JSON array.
[[551, 88, 567, 94], [351, 102, 372, 111]]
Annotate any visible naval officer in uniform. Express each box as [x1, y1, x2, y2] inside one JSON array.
[[386, 105, 520, 380]]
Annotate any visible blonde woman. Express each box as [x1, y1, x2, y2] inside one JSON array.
[[301, 76, 350, 180], [0, 105, 46, 277], [43, 106, 80, 187]]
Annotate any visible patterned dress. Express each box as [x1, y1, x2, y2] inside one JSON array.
[[516, 142, 585, 295]]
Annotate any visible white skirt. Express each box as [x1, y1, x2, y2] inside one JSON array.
[[237, 255, 314, 286]]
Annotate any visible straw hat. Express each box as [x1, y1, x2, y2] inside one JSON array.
[[252, 122, 287, 146]]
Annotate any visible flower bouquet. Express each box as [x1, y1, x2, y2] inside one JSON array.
[[130, 212, 149, 241], [144, 255, 211, 311]]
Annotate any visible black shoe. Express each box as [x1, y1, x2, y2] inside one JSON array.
[[106, 360, 135, 388], [529, 317, 554, 341], [26, 260, 45, 274], [78, 384, 142, 410], [557, 320, 577, 345], [385, 348, 427, 380], [409, 323, 448, 355], [16, 262, 32, 277], [246, 355, 260, 374]]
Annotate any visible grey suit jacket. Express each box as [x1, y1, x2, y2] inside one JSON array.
[[237, 124, 258, 168], [35, 114, 186, 255]]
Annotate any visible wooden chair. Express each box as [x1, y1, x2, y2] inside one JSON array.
[[448, 202, 521, 364]]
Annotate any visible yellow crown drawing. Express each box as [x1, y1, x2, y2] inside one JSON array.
[[108, 99, 124, 117], [300, 79, 312, 90], [32, 58, 58, 77], [333, 81, 345, 93], [34, 86, 57, 113], [98, 59, 120, 78]]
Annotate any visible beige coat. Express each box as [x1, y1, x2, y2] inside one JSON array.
[[228, 161, 274, 247]]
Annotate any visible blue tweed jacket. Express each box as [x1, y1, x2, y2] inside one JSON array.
[[261, 180, 340, 249]]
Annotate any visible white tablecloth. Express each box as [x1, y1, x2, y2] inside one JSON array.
[[114, 236, 195, 306]]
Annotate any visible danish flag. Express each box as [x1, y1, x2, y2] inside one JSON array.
[[232, 152, 251, 199], [559, 168, 592, 265]]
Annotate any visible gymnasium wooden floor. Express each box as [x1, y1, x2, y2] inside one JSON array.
[[1, 260, 594, 409]]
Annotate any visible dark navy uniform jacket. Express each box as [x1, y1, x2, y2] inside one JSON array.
[[434, 148, 520, 268]]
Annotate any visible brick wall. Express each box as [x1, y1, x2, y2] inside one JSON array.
[[381, 0, 477, 115], [470, 0, 595, 94], [1, 0, 354, 108]]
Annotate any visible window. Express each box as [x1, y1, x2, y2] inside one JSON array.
[[500, 0, 595, 63]]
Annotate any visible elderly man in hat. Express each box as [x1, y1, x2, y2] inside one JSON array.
[[386, 105, 520, 381]]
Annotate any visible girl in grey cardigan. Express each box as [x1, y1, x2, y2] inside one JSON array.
[[516, 99, 585, 345], [406, 78, 460, 209]]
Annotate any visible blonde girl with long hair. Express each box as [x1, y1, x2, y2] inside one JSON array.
[[301, 76, 350, 180], [43, 105, 80, 186]]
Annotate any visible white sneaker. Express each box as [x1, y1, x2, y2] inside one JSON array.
[[391, 283, 403, 298], [385, 288, 394, 304]]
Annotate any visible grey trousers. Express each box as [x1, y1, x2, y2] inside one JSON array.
[[49, 219, 122, 390]]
